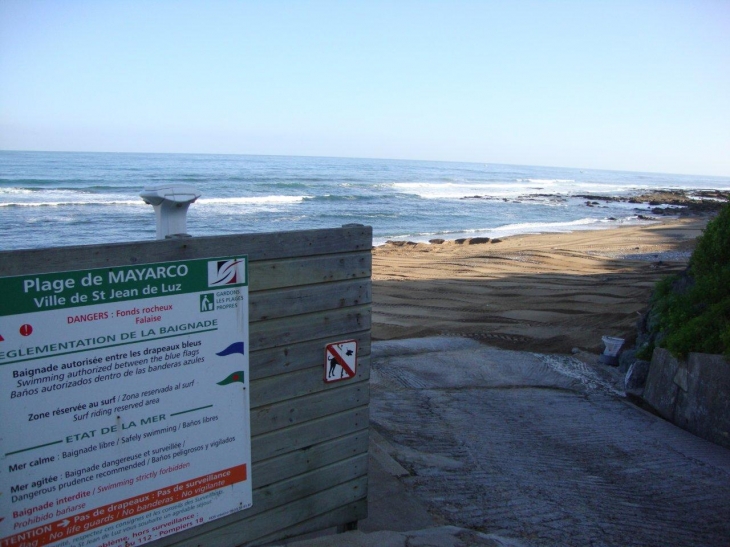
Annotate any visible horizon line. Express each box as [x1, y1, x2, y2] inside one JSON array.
[[1, 148, 728, 180]]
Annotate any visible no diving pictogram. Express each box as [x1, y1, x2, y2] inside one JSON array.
[[324, 340, 358, 383]]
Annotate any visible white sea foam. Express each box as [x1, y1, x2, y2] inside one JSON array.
[[198, 195, 309, 205], [1, 194, 309, 208], [373, 216, 655, 246], [393, 182, 520, 199], [2, 151, 727, 251], [520, 178, 576, 184], [0, 187, 35, 195], [485, 217, 624, 235], [0, 199, 142, 207], [393, 180, 652, 200]]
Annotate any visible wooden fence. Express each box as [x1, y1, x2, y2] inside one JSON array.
[[0, 224, 372, 546]]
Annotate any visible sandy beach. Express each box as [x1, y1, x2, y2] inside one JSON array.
[[372, 218, 707, 354]]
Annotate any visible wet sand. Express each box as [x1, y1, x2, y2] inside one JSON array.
[[372, 218, 707, 354]]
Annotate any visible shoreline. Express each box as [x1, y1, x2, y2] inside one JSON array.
[[374, 189, 727, 247], [371, 217, 708, 354]]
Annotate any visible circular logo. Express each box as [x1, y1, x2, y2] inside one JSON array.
[[19, 324, 33, 336]]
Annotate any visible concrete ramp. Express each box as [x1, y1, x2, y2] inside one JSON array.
[[373, 338, 581, 391], [279, 338, 730, 547], [368, 338, 730, 547]]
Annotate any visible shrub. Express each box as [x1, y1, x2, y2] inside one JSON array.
[[648, 203, 730, 358]]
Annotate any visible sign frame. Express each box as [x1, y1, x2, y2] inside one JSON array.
[[0, 256, 252, 547], [323, 340, 358, 384]]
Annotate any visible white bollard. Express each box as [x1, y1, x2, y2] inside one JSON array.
[[139, 185, 201, 239], [602, 336, 625, 357]]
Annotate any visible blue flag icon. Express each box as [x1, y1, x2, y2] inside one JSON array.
[[216, 342, 245, 357]]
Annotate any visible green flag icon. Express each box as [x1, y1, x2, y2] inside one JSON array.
[[217, 371, 245, 385]]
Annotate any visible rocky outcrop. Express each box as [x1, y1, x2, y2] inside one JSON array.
[[624, 360, 651, 399], [575, 189, 730, 216], [642, 348, 730, 449]]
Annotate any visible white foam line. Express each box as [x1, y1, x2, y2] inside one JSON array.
[[373, 215, 656, 246], [0, 200, 143, 207], [198, 195, 309, 205], [535, 354, 624, 397]]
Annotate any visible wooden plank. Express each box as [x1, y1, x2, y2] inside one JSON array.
[[252, 406, 369, 463], [250, 333, 370, 381], [249, 251, 371, 291], [249, 278, 371, 322], [0, 226, 372, 275], [233, 478, 368, 547], [251, 499, 367, 546], [157, 477, 368, 547], [251, 357, 370, 409], [251, 381, 369, 436], [151, 500, 368, 547], [247, 454, 368, 520], [250, 305, 371, 352], [238, 225, 372, 262], [252, 430, 369, 489], [149, 446, 367, 547]]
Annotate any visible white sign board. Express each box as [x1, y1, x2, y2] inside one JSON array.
[[0, 257, 251, 547], [324, 340, 358, 383]]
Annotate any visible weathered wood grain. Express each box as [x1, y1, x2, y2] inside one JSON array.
[[250, 333, 370, 381], [249, 251, 371, 291], [0, 226, 372, 275], [151, 447, 368, 546], [250, 358, 369, 409], [249, 278, 371, 322], [251, 500, 367, 546], [250, 305, 371, 351], [252, 431, 369, 489], [252, 406, 369, 463], [251, 381, 369, 435], [166, 477, 368, 547], [248, 454, 368, 519]]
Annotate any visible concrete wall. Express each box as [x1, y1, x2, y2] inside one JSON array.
[[643, 348, 730, 449]]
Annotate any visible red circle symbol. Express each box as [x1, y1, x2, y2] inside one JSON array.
[[19, 324, 33, 336]]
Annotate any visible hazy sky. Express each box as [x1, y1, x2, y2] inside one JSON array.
[[1, 1, 728, 176]]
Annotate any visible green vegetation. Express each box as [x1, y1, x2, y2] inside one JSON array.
[[643, 204, 730, 359]]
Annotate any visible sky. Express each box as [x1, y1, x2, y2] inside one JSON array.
[[0, 1, 728, 176]]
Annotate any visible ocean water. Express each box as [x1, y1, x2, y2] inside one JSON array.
[[1, 151, 728, 251]]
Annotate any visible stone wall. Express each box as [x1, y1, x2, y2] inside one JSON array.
[[643, 348, 730, 449]]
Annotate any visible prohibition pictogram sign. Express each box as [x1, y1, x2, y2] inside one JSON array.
[[324, 340, 358, 383]]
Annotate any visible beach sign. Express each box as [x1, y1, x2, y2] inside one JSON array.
[[0, 257, 251, 547], [324, 340, 358, 383]]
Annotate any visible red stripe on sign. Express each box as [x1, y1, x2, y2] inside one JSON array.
[[328, 346, 355, 378], [0, 464, 247, 547]]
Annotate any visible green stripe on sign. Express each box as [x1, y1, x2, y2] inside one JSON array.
[[0, 256, 247, 316]]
